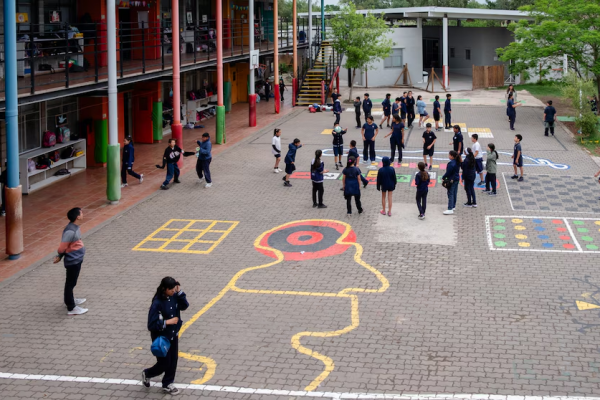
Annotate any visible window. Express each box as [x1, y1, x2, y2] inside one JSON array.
[[450, 48, 455, 58], [465, 49, 471, 60], [383, 49, 403, 69], [18, 103, 41, 153], [46, 98, 78, 142]]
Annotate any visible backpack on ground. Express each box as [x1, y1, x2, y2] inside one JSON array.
[[42, 131, 56, 147]]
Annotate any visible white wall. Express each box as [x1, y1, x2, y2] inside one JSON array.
[[341, 25, 423, 88]]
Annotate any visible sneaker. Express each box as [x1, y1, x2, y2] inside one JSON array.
[[428, 165, 432, 171], [282, 176, 287, 181], [283, 181, 292, 187], [121, 183, 129, 188], [339, 162, 344, 168], [463, 203, 473, 208], [335, 164, 339, 170], [67, 306, 88, 315], [318, 204, 328, 209], [358, 209, 364, 214], [274, 169, 279, 173], [340, 187, 344, 191], [418, 214, 425, 220], [277, 168, 283, 173], [205, 183, 212, 188], [472, 204, 478, 208], [511, 175, 518, 179], [518, 177, 524, 182], [482, 189, 491, 193], [174, 180, 181, 184], [163, 384, 180, 395], [75, 298, 86, 305], [313, 203, 318, 208], [160, 185, 169, 190], [355, 126, 361, 129], [443, 210, 454, 215], [477, 182, 485, 186], [488, 192, 497, 196], [139, 174, 144, 184], [199, 177, 205, 183], [141, 370, 150, 388]]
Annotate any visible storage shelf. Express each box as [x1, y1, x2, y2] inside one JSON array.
[[28, 167, 85, 193], [28, 153, 85, 177]]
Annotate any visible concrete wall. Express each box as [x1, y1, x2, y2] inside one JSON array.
[[341, 25, 423, 88]]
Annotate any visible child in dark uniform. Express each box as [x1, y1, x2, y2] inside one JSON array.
[[415, 162, 430, 220]]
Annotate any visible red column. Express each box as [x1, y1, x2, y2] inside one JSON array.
[[171, 0, 182, 167]]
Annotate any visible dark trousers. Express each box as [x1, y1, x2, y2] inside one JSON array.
[[64, 263, 82, 311], [363, 109, 371, 119], [407, 110, 415, 127], [464, 178, 476, 205], [445, 113, 452, 128], [145, 336, 179, 388], [545, 122, 555, 136], [312, 181, 324, 205], [265, 91, 270, 102], [345, 194, 363, 214], [355, 112, 361, 127], [334, 112, 341, 125], [390, 139, 402, 163], [121, 163, 141, 184], [485, 173, 497, 193], [163, 163, 180, 186], [416, 190, 428, 215], [447, 180, 459, 210], [196, 158, 212, 183], [509, 115, 515, 130], [363, 140, 375, 162], [280, 88, 284, 100]]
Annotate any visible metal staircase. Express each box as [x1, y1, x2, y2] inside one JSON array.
[[297, 40, 336, 106]]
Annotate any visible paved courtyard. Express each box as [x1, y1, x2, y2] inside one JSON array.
[[1, 102, 600, 399]]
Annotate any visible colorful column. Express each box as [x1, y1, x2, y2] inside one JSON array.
[[106, 0, 121, 204], [216, 0, 225, 143], [321, 0, 324, 41], [248, 0, 256, 127], [292, 0, 297, 107], [273, 0, 280, 113], [442, 16, 449, 89], [4, 0, 23, 259], [172, 0, 183, 161], [308, 0, 312, 50]]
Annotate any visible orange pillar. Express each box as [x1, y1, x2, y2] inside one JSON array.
[[273, 0, 280, 113]]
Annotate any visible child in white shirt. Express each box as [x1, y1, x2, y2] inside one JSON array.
[[272, 129, 282, 173]]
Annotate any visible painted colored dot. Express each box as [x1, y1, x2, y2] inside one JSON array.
[[538, 235, 549, 240], [535, 227, 546, 232], [514, 225, 526, 231], [586, 244, 599, 250], [542, 243, 554, 248], [595, 221, 600, 226], [559, 235, 572, 241], [495, 219, 505, 223], [563, 244, 576, 250], [494, 225, 506, 231], [495, 241, 507, 247], [573, 220, 585, 225], [552, 220, 563, 224], [518, 242, 531, 247], [512, 218, 523, 223], [556, 227, 567, 232], [494, 233, 506, 239], [515, 234, 528, 239], [577, 228, 589, 233], [581, 236, 594, 242], [532, 219, 544, 224]]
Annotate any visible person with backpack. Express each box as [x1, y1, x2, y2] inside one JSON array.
[[142, 277, 189, 395], [311, 150, 329, 208], [121, 136, 143, 188]]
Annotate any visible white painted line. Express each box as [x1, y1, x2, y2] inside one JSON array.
[[485, 216, 494, 251], [502, 173, 515, 211], [564, 218, 583, 252]]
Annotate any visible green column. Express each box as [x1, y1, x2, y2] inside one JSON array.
[[94, 119, 108, 163], [152, 101, 163, 142], [106, 144, 121, 203], [216, 105, 226, 144], [224, 81, 232, 112]]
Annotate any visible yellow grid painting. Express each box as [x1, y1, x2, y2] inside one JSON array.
[[133, 219, 239, 254]]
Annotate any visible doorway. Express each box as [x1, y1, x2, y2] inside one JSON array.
[[124, 92, 133, 138], [119, 8, 132, 61], [422, 38, 440, 70]]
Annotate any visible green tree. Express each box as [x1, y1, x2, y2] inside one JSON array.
[[497, 0, 600, 94], [328, 3, 393, 100], [562, 74, 599, 135]]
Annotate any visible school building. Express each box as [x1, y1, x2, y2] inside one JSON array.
[[0, 0, 311, 194], [307, 7, 534, 91]]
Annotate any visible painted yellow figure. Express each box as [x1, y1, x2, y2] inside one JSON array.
[[178, 219, 389, 391]]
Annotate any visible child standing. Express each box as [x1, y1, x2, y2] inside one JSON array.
[[422, 123, 437, 170], [444, 93, 452, 129], [400, 96, 408, 125], [196, 132, 212, 188], [158, 139, 182, 190], [354, 96, 362, 128], [342, 140, 369, 191], [461, 148, 477, 208], [433, 95, 442, 131], [544, 100, 557, 136], [415, 162, 430, 220], [311, 150, 329, 209], [121, 136, 143, 188], [384, 114, 404, 164], [361, 116, 379, 165], [332, 93, 342, 126], [342, 157, 363, 215], [392, 97, 401, 117], [380, 93, 392, 128], [332, 124, 347, 170], [449, 125, 463, 155], [362, 93, 373, 119], [511, 134, 524, 181], [283, 138, 302, 187], [485, 143, 498, 196], [416, 95, 428, 127], [442, 150, 461, 215], [376, 156, 397, 216], [272, 128, 282, 173], [469, 133, 485, 186]]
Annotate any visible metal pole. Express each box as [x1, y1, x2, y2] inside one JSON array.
[[292, 0, 297, 107], [249, 0, 256, 127], [106, 0, 121, 204], [4, 0, 24, 259], [172, 0, 183, 160], [274, 0, 280, 113], [308, 0, 312, 53], [443, 16, 449, 89], [216, 0, 226, 143], [321, 0, 324, 41]]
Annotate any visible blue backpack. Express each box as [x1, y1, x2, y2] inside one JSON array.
[[151, 336, 170, 358]]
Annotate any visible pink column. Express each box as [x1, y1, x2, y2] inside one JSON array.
[[217, 0, 223, 108], [171, 0, 183, 167]]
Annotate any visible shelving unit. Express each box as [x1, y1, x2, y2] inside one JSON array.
[[19, 139, 86, 194], [17, 38, 84, 77]]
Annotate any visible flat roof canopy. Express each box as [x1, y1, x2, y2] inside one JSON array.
[[299, 6, 533, 21]]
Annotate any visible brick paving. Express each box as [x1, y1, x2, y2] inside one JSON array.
[[0, 102, 600, 399]]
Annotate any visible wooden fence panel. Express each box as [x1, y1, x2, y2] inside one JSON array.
[[472, 65, 505, 89]]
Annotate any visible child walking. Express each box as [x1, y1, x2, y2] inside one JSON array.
[[433, 95, 442, 131], [272, 128, 282, 173], [196, 132, 213, 188], [415, 162, 430, 220], [311, 150, 329, 209], [461, 148, 477, 208], [376, 156, 397, 216], [511, 134, 524, 181], [416, 95, 428, 127], [444, 93, 452, 129], [342, 157, 363, 215], [485, 143, 498, 196], [283, 138, 302, 187], [332, 124, 347, 170], [422, 123, 437, 170], [380, 93, 392, 128], [469, 133, 485, 186], [121, 136, 143, 188], [354, 96, 362, 128]]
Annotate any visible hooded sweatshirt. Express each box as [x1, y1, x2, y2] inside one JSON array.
[[376, 157, 397, 192]]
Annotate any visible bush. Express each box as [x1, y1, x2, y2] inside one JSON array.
[[576, 111, 599, 136], [279, 63, 290, 74]]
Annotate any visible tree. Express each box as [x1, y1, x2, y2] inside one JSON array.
[[496, 0, 600, 94], [328, 4, 393, 101], [562, 74, 599, 135]]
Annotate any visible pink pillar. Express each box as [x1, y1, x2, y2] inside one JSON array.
[[273, 3, 280, 114], [171, 0, 183, 167]]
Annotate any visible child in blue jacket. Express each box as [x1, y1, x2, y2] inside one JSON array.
[[332, 93, 342, 126], [196, 132, 213, 188], [121, 136, 143, 187], [377, 156, 397, 216], [283, 138, 302, 187]]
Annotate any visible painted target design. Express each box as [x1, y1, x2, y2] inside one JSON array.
[[256, 220, 356, 260]]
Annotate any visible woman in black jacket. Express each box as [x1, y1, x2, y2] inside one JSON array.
[[461, 148, 477, 208], [142, 277, 189, 395]]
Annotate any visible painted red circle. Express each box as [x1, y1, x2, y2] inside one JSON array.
[[556, 227, 567, 232], [552, 220, 563, 224], [559, 235, 571, 241], [287, 231, 324, 246], [563, 244, 575, 249]]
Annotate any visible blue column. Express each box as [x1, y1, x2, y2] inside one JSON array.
[[321, 0, 325, 41], [4, 0, 18, 189]]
